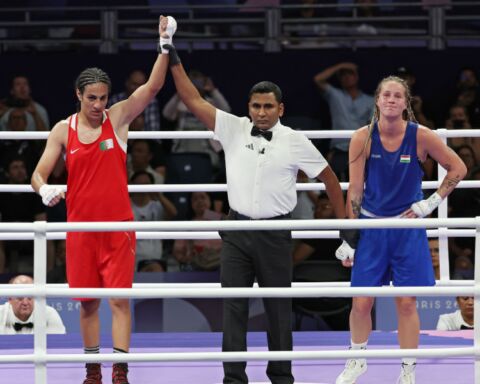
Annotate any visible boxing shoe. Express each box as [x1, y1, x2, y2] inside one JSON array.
[[335, 359, 367, 384]]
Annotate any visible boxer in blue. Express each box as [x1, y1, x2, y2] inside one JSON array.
[[335, 75, 467, 384]]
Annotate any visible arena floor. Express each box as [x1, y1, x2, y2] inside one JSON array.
[[0, 330, 473, 383]]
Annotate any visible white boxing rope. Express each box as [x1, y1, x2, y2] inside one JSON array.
[[1, 285, 476, 299], [0, 278, 473, 296], [0, 217, 475, 233], [1, 128, 480, 140], [0, 347, 475, 365], [2, 179, 480, 193], [0, 280, 473, 294], [0, 229, 475, 241]]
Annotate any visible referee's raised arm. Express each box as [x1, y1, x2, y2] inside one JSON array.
[[166, 45, 217, 131]]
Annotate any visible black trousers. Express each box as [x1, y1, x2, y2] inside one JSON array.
[[220, 213, 294, 384]]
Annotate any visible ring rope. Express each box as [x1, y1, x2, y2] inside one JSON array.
[[0, 285, 476, 299], [0, 228, 474, 241], [0, 217, 475, 233], [0, 347, 475, 365], [0, 128, 479, 140], [1, 180, 479, 194]]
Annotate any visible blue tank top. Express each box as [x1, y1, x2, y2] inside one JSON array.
[[362, 121, 424, 216]]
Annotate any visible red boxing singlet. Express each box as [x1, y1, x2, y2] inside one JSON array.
[[65, 112, 133, 222]]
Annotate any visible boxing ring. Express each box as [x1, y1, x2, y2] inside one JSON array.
[[0, 129, 479, 384]]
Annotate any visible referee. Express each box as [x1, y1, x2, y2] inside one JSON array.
[[165, 43, 346, 384]]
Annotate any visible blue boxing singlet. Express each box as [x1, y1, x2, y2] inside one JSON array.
[[361, 121, 424, 217]]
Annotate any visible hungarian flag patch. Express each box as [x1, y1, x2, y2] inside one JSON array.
[[99, 138, 114, 151], [400, 154, 411, 163]]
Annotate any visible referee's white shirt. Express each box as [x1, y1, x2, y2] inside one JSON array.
[[436, 310, 473, 331], [214, 109, 328, 219], [0, 302, 66, 334]]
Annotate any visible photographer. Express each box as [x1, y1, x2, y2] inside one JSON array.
[[445, 104, 479, 155]]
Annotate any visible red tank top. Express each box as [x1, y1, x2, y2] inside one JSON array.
[[65, 112, 133, 222]]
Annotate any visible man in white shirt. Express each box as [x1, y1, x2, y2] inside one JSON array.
[[0, 274, 66, 334], [437, 296, 474, 331], [163, 33, 346, 383]]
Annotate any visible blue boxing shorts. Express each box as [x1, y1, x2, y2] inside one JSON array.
[[351, 215, 435, 287]]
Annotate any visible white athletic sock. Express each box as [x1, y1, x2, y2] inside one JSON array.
[[351, 340, 368, 349], [350, 340, 367, 365]]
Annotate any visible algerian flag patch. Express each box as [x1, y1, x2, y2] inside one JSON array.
[[400, 154, 411, 163], [99, 138, 114, 151]]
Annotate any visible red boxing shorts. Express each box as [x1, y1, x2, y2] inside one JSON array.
[[66, 231, 136, 301]]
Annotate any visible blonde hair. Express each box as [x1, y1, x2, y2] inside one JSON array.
[[351, 75, 417, 164]]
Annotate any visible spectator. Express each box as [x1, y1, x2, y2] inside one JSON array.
[[0, 156, 46, 273], [313, 62, 373, 181], [454, 67, 480, 126], [128, 113, 167, 176], [173, 192, 224, 271], [0, 75, 50, 131], [445, 105, 480, 164], [436, 296, 473, 330], [0, 274, 66, 334], [450, 165, 480, 218], [130, 170, 177, 272], [291, 170, 319, 220], [127, 139, 166, 182], [109, 69, 161, 132], [163, 69, 231, 170], [47, 240, 67, 284], [293, 193, 343, 265], [452, 254, 474, 280], [0, 107, 43, 176], [456, 144, 478, 177], [428, 238, 440, 280]]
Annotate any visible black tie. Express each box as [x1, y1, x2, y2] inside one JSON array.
[[14, 322, 34, 331], [460, 324, 473, 330], [251, 126, 272, 141]]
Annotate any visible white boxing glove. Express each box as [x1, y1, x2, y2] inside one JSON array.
[[335, 240, 356, 263], [39, 184, 63, 206], [410, 192, 443, 218], [159, 16, 177, 53]]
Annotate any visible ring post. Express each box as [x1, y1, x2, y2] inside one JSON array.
[[33, 220, 48, 384], [475, 216, 480, 383]]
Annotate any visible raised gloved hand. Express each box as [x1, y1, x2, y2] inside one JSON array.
[[335, 229, 360, 265], [158, 16, 177, 54], [39, 184, 64, 207], [410, 192, 442, 218]]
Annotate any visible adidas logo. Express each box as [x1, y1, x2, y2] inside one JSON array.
[[245, 143, 254, 150]]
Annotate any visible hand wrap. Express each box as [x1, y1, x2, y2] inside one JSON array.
[[158, 16, 177, 53], [335, 228, 360, 262], [335, 241, 356, 262], [410, 192, 442, 218], [39, 184, 63, 206]]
